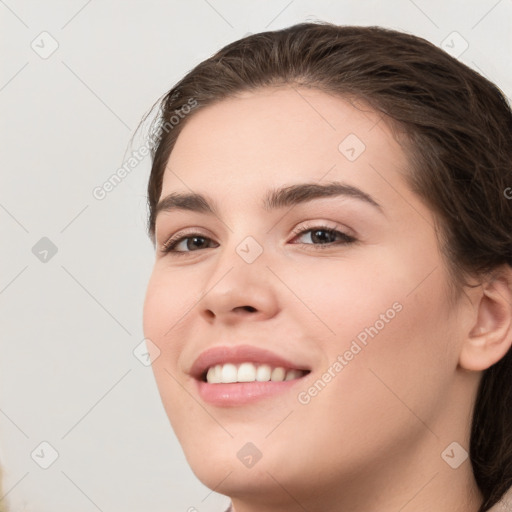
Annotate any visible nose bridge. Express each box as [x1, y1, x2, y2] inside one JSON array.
[[199, 231, 279, 319]]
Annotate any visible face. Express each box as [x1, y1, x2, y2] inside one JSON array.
[[143, 87, 469, 506]]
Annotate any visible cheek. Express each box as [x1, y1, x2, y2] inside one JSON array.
[[318, 267, 455, 435], [142, 271, 198, 431], [278, 255, 405, 343], [142, 268, 203, 421], [285, 293, 454, 477], [290, 250, 455, 417], [142, 267, 199, 351]]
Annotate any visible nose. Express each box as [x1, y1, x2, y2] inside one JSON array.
[[199, 245, 280, 325]]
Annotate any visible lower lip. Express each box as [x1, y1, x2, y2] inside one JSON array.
[[196, 378, 304, 406]]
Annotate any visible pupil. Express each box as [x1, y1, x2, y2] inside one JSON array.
[[188, 236, 206, 250], [312, 230, 334, 244]]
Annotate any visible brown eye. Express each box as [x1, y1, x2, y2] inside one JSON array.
[[162, 234, 218, 254], [291, 226, 356, 246]]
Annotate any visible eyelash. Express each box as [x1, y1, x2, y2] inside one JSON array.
[[160, 223, 357, 256]]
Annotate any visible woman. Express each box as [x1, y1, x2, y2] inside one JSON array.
[[142, 22, 512, 511]]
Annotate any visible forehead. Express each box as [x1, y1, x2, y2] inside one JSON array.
[[160, 86, 411, 206]]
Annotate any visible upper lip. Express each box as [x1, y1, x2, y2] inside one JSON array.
[[189, 344, 311, 380]]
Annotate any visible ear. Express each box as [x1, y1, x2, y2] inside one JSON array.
[[459, 268, 512, 371]]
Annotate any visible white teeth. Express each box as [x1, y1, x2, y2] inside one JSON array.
[[205, 364, 224, 384], [221, 363, 238, 383], [205, 362, 305, 384], [256, 364, 272, 382], [237, 362, 256, 382]]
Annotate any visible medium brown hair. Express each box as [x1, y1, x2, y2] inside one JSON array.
[[144, 22, 512, 510]]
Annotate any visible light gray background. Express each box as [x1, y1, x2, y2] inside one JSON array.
[[1, 1, 511, 511]]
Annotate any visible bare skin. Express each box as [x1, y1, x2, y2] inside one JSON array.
[[143, 86, 512, 512]]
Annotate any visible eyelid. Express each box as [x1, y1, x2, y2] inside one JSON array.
[[160, 227, 216, 253], [159, 219, 357, 255], [289, 220, 354, 239]]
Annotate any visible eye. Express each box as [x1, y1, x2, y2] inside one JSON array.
[[161, 232, 219, 254], [290, 224, 356, 247], [160, 223, 356, 256]]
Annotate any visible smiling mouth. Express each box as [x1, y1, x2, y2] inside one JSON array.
[[202, 362, 310, 384]]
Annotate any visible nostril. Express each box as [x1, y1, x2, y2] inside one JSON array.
[[239, 305, 257, 313]]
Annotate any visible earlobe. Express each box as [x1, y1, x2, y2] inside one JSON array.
[[459, 270, 512, 372]]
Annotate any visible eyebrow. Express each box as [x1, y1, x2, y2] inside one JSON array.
[[154, 181, 383, 220]]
